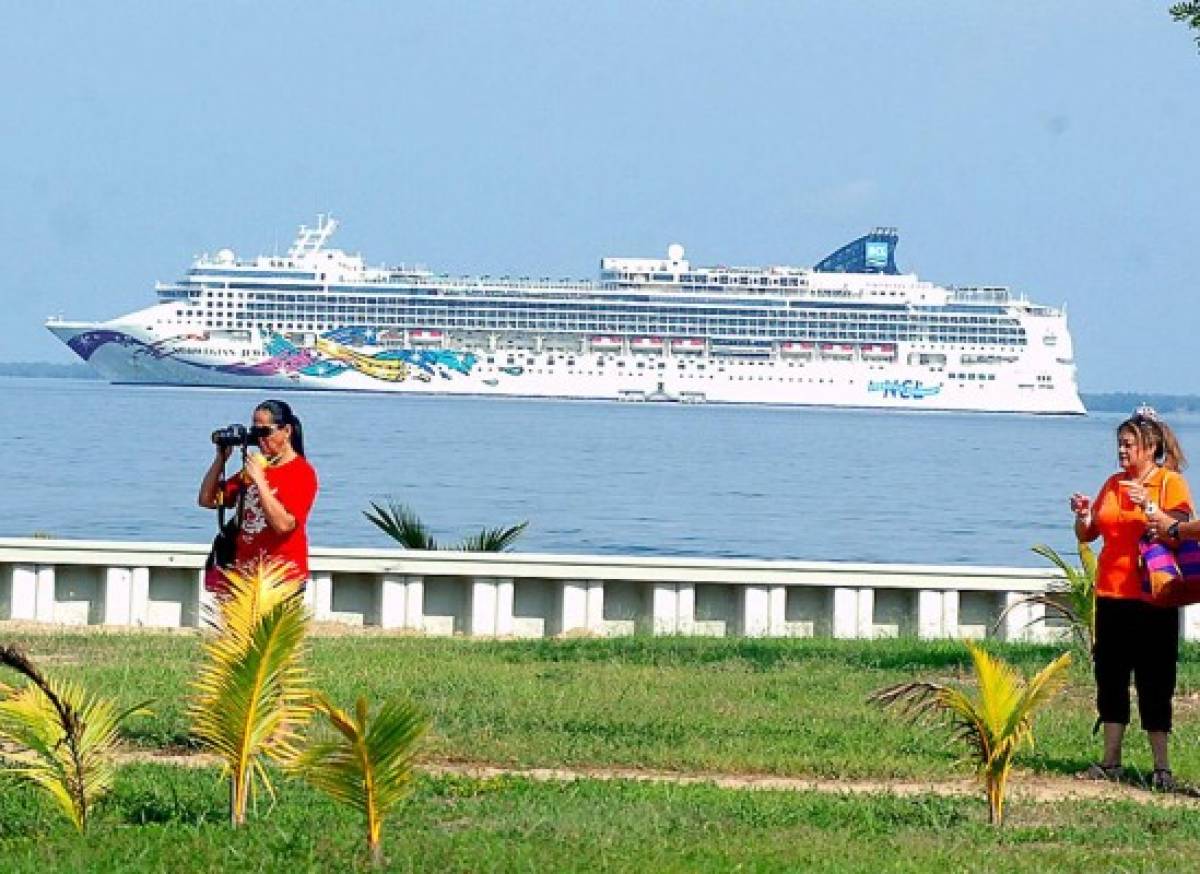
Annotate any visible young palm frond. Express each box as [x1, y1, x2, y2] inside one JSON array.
[[995, 542, 1096, 652], [458, 520, 529, 553], [296, 694, 429, 867], [364, 501, 437, 550], [0, 646, 151, 833], [365, 500, 528, 552], [203, 559, 308, 639], [189, 559, 314, 826], [870, 643, 1072, 826]]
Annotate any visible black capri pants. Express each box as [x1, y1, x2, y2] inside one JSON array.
[[1094, 596, 1180, 732]]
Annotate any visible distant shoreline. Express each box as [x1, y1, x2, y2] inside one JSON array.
[[0, 363, 1195, 412], [0, 362, 99, 379]]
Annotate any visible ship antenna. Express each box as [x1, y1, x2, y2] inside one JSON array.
[[287, 214, 338, 259]]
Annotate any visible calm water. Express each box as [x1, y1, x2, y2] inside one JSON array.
[[3, 377, 1197, 567]]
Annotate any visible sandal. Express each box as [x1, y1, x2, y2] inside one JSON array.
[[1077, 762, 1124, 781], [1151, 769, 1177, 792]]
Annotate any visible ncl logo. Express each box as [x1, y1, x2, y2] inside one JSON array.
[[868, 379, 942, 400]]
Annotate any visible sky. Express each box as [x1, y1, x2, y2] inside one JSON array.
[[1, 1, 1197, 393]]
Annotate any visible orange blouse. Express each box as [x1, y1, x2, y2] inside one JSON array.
[[1093, 467, 1193, 600]]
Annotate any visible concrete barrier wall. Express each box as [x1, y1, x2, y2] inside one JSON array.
[[0, 537, 1168, 641]]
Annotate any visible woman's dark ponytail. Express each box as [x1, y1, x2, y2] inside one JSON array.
[[257, 399, 305, 457]]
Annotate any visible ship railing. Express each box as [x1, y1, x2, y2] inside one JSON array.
[[0, 536, 1141, 641], [949, 286, 1021, 305], [154, 283, 198, 300]]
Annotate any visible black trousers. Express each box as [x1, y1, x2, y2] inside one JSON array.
[[1094, 597, 1180, 732]]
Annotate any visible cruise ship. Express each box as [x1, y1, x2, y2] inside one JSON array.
[[46, 216, 1085, 414]]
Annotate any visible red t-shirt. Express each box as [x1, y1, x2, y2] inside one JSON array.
[[223, 456, 319, 582]]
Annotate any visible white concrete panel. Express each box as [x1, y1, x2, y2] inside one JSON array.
[[104, 567, 133, 626], [560, 580, 588, 634], [1002, 592, 1041, 642], [404, 576, 425, 631], [471, 578, 499, 636], [652, 583, 678, 635], [856, 588, 875, 638], [9, 566, 38, 620], [677, 583, 696, 635], [1183, 604, 1200, 642], [380, 575, 406, 629], [942, 590, 960, 638], [35, 566, 56, 623], [742, 586, 770, 637], [130, 567, 151, 626], [585, 581, 605, 632], [311, 572, 334, 622], [495, 578, 515, 637], [832, 587, 859, 639], [918, 590, 943, 640], [767, 586, 787, 637]]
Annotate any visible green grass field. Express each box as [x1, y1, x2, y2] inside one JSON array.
[[4, 632, 1200, 871], [3, 763, 1200, 872], [6, 632, 1200, 779]]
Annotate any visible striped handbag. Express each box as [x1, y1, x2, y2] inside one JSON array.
[[1140, 539, 1188, 606], [1139, 473, 1200, 606]]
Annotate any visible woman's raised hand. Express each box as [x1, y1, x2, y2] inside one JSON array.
[[1145, 508, 1176, 541], [1120, 480, 1148, 508]]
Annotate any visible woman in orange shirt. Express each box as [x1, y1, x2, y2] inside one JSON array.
[[1070, 407, 1191, 790]]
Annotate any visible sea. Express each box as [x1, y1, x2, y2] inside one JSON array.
[[3, 376, 1197, 568]]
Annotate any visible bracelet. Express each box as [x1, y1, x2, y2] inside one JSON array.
[[1168, 520, 1181, 540]]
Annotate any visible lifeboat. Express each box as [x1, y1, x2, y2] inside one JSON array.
[[670, 337, 705, 353], [820, 343, 855, 359], [631, 337, 665, 353], [589, 336, 622, 350], [861, 343, 897, 360], [409, 329, 444, 345], [780, 341, 814, 357]]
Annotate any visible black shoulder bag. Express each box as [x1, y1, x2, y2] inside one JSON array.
[[204, 470, 245, 592]]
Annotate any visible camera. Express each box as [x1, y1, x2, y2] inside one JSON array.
[[211, 424, 271, 448]]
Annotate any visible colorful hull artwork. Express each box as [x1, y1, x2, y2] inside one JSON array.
[[65, 328, 477, 387]]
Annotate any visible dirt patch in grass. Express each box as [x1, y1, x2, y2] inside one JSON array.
[[108, 747, 1200, 807]]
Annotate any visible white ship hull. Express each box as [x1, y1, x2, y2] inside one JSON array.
[[46, 218, 1087, 415], [47, 321, 1085, 414]]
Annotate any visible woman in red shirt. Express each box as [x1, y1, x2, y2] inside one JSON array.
[[1071, 407, 1190, 790], [199, 399, 319, 586]]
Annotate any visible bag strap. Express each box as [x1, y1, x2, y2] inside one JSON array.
[[215, 458, 247, 531]]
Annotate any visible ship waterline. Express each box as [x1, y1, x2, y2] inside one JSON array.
[[46, 217, 1085, 414]]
